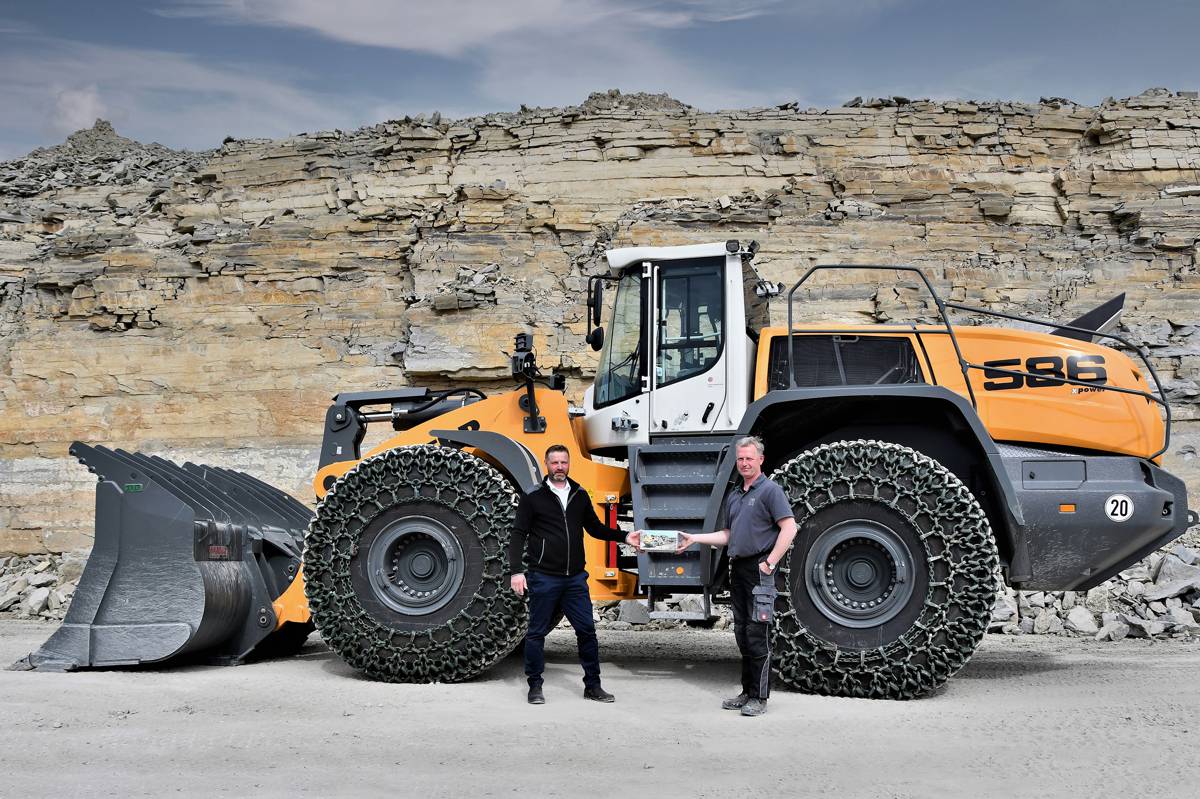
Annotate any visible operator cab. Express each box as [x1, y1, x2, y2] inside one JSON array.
[[583, 241, 770, 455]]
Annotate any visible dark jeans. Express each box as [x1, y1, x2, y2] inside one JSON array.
[[730, 556, 771, 699], [524, 570, 601, 689]]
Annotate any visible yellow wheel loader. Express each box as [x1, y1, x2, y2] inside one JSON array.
[[24, 241, 1194, 699]]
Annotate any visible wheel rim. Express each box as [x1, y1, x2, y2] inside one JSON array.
[[365, 515, 465, 616], [805, 518, 917, 629]]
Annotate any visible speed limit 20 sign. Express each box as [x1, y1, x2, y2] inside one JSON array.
[[1104, 494, 1134, 522]]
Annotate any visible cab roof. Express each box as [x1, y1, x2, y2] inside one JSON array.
[[604, 242, 731, 275]]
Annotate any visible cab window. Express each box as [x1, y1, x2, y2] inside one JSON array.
[[656, 264, 724, 387], [594, 271, 644, 407]]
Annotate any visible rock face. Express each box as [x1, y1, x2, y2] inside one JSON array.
[[1, 89, 1199, 554]]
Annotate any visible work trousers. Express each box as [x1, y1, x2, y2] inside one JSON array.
[[524, 570, 601, 689], [730, 555, 772, 699]]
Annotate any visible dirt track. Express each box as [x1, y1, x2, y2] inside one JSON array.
[[1, 619, 1198, 798]]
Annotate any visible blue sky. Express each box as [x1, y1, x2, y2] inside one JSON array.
[[0, 0, 1195, 160]]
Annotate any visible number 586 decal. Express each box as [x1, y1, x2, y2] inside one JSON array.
[[982, 355, 1107, 391]]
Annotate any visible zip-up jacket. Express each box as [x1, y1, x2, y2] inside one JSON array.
[[508, 476, 625, 576]]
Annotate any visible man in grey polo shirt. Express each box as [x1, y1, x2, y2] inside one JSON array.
[[678, 435, 796, 716]]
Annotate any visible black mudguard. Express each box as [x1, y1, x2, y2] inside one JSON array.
[[429, 429, 542, 493]]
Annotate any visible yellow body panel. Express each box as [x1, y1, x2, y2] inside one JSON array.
[[754, 326, 1163, 460], [313, 388, 638, 600], [273, 567, 312, 627], [304, 322, 1159, 610]]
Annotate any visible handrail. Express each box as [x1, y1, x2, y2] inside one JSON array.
[[945, 300, 1171, 459], [784, 265, 1171, 459], [786, 265, 977, 407]]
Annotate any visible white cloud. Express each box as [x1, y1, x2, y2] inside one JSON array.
[[475, 29, 782, 112], [0, 1, 910, 158], [159, 0, 593, 57], [0, 18, 37, 35], [158, 1, 788, 57], [0, 37, 382, 158], [49, 85, 108, 134], [159, 0, 805, 112]]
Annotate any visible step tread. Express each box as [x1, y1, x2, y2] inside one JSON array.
[[636, 444, 727, 455], [637, 477, 718, 487]]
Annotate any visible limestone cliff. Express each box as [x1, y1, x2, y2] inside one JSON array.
[[1, 89, 1197, 553]]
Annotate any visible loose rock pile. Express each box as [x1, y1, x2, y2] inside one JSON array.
[[0, 119, 208, 200], [596, 596, 735, 631], [990, 544, 1200, 640], [5, 544, 1198, 642], [0, 552, 86, 621]]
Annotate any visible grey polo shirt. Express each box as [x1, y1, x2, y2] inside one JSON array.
[[722, 474, 794, 558]]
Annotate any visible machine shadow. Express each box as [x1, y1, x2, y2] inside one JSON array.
[[313, 626, 1109, 692]]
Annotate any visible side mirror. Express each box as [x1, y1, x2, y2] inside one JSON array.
[[591, 280, 604, 327], [586, 327, 604, 352]]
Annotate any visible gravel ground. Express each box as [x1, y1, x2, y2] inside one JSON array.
[[2, 619, 1198, 798]]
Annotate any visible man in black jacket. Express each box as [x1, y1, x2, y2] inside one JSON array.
[[509, 444, 640, 705]]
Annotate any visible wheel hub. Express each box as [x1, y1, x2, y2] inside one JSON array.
[[409, 552, 435, 578], [847, 559, 875, 588], [805, 518, 916, 629], [366, 515, 465, 616]]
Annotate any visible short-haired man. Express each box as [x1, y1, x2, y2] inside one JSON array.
[[509, 444, 641, 705], [678, 436, 796, 716]]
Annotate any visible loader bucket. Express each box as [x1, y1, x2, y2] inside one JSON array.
[[18, 443, 313, 671]]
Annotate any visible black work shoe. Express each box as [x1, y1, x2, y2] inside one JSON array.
[[721, 693, 751, 710], [583, 685, 615, 703], [527, 685, 545, 704], [740, 698, 767, 717]]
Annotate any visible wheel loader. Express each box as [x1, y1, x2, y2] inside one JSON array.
[[23, 240, 1194, 699]]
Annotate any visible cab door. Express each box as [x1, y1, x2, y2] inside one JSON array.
[[583, 265, 652, 450], [649, 259, 728, 433]]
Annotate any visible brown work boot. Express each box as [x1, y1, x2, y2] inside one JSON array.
[[740, 698, 767, 717], [721, 692, 751, 710]]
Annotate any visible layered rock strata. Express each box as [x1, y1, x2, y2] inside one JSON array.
[[1, 89, 1198, 553]]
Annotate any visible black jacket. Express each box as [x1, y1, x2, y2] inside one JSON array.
[[508, 476, 625, 576]]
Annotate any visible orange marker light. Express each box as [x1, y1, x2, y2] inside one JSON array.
[[1059, 504, 1076, 513], [675, 566, 685, 575]]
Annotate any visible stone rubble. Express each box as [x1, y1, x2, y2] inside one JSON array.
[[6, 544, 1198, 643], [0, 120, 209, 200], [987, 544, 1200, 640], [0, 553, 80, 621]]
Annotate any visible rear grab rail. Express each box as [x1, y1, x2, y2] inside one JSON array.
[[784, 264, 1171, 459]]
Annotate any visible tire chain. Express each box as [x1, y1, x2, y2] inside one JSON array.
[[304, 445, 527, 683], [770, 439, 998, 699]]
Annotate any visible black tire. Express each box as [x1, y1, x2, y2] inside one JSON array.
[[304, 445, 527, 682], [769, 440, 997, 699]]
